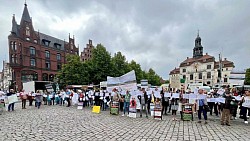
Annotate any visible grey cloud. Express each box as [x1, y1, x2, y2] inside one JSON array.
[[0, 0, 250, 80]]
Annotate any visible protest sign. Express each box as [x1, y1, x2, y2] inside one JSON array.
[[7, 95, 18, 104], [107, 70, 137, 92], [188, 94, 197, 99], [172, 93, 180, 98], [164, 93, 171, 98], [216, 97, 225, 103], [92, 106, 101, 113], [234, 96, 242, 101], [207, 98, 216, 103], [147, 91, 152, 95], [183, 94, 189, 99], [189, 99, 196, 104], [197, 94, 207, 100], [154, 91, 161, 98]]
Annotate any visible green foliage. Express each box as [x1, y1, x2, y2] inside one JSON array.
[[245, 68, 250, 85], [57, 44, 163, 87]]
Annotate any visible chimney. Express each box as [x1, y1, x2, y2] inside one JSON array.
[[187, 57, 189, 59], [224, 58, 227, 61]]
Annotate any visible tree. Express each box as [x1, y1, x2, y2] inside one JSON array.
[[128, 60, 143, 83], [57, 55, 90, 87], [165, 80, 170, 84], [245, 68, 250, 85], [147, 68, 161, 86], [111, 52, 130, 77], [89, 44, 113, 84]]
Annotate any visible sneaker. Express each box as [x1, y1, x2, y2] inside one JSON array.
[[234, 117, 237, 120], [247, 116, 250, 118], [205, 121, 208, 124], [140, 115, 142, 118], [226, 123, 230, 126], [198, 121, 201, 123], [146, 116, 148, 118], [244, 121, 248, 124], [122, 114, 124, 117]]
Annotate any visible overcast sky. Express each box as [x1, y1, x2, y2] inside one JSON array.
[[0, 0, 249, 79]]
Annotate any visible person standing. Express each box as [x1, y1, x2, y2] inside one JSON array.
[[7, 89, 15, 112], [138, 88, 148, 118], [241, 90, 250, 124], [20, 90, 27, 109], [28, 91, 34, 106], [122, 90, 131, 116], [35, 90, 43, 109], [66, 89, 71, 107], [196, 89, 208, 124], [221, 91, 234, 126]]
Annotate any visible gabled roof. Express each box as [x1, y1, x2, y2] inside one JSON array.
[[180, 54, 215, 67], [214, 59, 234, 69], [169, 68, 180, 75]]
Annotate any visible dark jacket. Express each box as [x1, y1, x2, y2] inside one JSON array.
[[7, 92, 15, 96], [137, 91, 148, 104], [222, 95, 234, 109]]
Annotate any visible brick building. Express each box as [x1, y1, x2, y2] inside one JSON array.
[[8, 3, 79, 91], [80, 40, 94, 62]]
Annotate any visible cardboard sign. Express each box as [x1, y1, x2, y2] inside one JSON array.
[[183, 94, 189, 99], [172, 93, 180, 98], [216, 97, 225, 103], [154, 91, 161, 98]]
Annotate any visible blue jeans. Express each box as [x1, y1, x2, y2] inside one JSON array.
[[8, 103, 15, 111], [198, 106, 207, 120], [36, 102, 41, 109], [124, 102, 130, 114]]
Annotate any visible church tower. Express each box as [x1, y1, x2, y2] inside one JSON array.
[[193, 31, 203, 58]]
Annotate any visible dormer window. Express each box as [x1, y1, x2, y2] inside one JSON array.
[[54, 43, 61, 49], [42, 39, 50, 46]]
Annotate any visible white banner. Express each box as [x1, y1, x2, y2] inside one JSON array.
[[107, 70, 137, 92]]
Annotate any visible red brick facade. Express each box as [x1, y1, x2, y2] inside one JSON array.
[[80, 40, 94, 62], [8, 4, 79, 91]]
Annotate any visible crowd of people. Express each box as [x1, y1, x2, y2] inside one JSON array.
[[1, 87, 250, 126]]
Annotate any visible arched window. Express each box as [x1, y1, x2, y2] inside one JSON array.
[[42, 73, 48, 81], [26, 26, 30, 36]]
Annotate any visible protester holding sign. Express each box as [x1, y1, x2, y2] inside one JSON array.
[[196, 89, 208, 124], [241, 90, 250, 124], [7, 89, 15, 112]]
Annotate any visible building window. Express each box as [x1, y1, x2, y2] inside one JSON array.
[[42, 73, 48, 81], [190, 74, 193, 80], [26, 26, 30, 36], [10, 41, 17, 51], [45, 51, 50, 59], [199, 73, 202, 79], [30, 59, 36, 67], [30, 47, 36, 55], [224, 78, 228, 82], [42, 39, 50, 46], [183, 75, 186, 80], [57, 53, 61, 61], [182, 69, 186, 73], [207, 65, 211, 69], [11, 54, 17, 64], [207, 72, 211, 79], [57, 63, 61, 70], [45, 61, 50, 69]]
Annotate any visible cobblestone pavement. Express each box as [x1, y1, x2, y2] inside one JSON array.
[[1, 103, 250, 141]]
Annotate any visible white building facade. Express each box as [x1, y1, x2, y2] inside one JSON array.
[[0, 61, 13, 91], [169, 34, 234, 91]]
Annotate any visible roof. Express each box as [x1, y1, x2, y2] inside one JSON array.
[[37, 32, 66, 50], [21, 4, 32, 23], [169, 68, 180, 75], [180, 54, 215, 67], [214, 59, 234, 69]]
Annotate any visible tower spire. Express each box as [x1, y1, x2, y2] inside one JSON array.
[[21, 0, 31, 23], [197, 29, 199, 37]]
